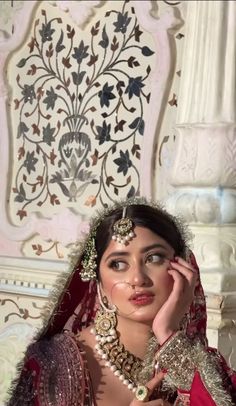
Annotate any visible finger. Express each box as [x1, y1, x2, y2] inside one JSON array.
[[131, 397, 166, 405], [133, 373, 165, 405], [167, 269, 196, 304], [167, 269, 186, 296], [145, 371, 165, 393], [175, 256, 195, 271], [169, 261, 197, 284], [168, 267, 185, 283], [134, 400, 166, 406], [147, 400, 167, 406]]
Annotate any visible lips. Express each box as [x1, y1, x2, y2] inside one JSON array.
[[129, 292, 154, 306]]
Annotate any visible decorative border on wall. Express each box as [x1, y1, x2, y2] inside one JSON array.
[[0, 256, 65, 296]]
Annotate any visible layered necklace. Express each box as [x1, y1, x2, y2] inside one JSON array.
[[91, 307, 151, 393], [90, 310, 177, 404]]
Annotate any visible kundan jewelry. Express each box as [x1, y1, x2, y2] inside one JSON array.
[[135, 385, 149, 402], [80, 232, 97, 282], [112, 206, 135, 245], [91, 285, 143, 393]]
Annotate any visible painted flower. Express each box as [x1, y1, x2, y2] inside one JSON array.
[[113, 11, 131, 34], [125, 77, 144, 99], [96, 121, 111, 145], [114, 150, 132, 176], [22, 85, 36, 104], [23, 151, 38, 174], [43, 123, 55, 146], [72, 40, 89, 64], [39, 22, 55, 43], [43, 87, 58, 110], [98, 82, 116, 108]]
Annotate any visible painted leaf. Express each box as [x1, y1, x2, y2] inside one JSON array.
[[56, 30, 65, 53], [17, 122, 29, 138], [142, 46, 154, 56], [99, 26, 109, 49], [17, 58, 27, 68], [58, 182, 70, 197], [72, 71, 86, 85], [127, 185, 135, 198]]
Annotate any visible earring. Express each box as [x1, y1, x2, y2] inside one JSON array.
[[97, 283, 117, 313], [93, 283, 117, 337]]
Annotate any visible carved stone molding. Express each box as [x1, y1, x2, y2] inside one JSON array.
[[206, 293, 236, 368], [166, 187, 236, 224], [170, 125, 236, 189], [0, 256, 65, 296], [190, 225, 236, 271]]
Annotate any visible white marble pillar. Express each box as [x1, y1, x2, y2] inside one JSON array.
[[166, 1, 236, 367]]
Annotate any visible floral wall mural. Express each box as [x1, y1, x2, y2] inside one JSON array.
[[9, 1, 155, 224]]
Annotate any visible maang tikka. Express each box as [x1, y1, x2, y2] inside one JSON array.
[[112, 206, 135, 245]]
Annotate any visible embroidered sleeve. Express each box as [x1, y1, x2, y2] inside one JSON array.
[[6, 333, 94, 406], [155, 331, 235, 406]]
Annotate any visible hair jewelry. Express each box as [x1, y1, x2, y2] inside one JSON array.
[[112, 206, 135, 244], [80, 232, 97, 281]]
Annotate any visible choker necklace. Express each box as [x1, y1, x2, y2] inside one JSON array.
[[91, 313, 143, 392]]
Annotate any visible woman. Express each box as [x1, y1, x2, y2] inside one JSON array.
[[7, 198, 236, 405]]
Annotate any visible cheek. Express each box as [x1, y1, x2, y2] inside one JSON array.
[[99, 269, 119, 298], [154, 270, 174, 299], [99, 270, 133, 303]]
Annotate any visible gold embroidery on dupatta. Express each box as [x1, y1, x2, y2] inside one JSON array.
[[156, 331, 233, 406]]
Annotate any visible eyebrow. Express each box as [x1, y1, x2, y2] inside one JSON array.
[[104, 243, 168, 262]]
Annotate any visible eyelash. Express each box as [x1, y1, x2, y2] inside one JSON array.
[[145, 253, 166, 264], [109, 260, 127, 271], [108, 253, 167, 271]]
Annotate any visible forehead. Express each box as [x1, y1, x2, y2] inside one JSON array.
[[101, 226, 174, 260]]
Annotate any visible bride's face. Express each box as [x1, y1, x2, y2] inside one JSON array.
[[99, 226, 175, 324]]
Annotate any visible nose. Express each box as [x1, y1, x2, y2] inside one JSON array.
[[129, 262, 150, 287]]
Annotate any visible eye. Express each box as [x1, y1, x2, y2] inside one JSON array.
[[146, 253, 166, 265], [109, 260, 127, 271]]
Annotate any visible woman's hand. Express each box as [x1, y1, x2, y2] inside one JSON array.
[[152, 256, 197, 345], [129, 372, 172, 405]]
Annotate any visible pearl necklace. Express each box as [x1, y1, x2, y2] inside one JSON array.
[[90, 325, 143, 393]]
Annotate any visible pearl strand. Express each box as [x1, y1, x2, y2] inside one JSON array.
[[112, 231, 135, 245], [91, 327, 137, 393]]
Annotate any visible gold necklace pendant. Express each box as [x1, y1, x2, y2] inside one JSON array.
[[91, 311, 143, 392]]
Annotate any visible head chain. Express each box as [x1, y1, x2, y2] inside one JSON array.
[[80, 230, 98, 282]]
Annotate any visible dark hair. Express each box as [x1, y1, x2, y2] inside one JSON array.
[[95, 204, 188, 269]]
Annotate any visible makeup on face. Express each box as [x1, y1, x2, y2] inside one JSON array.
[[99, 226, 175, 319]]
